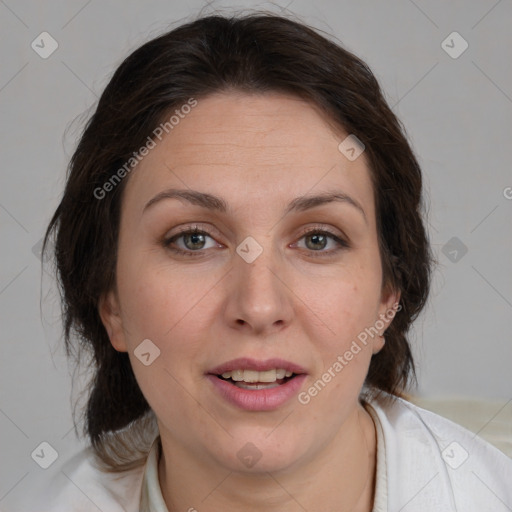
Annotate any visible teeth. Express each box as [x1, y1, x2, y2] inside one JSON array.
[[231, 370, 244, 382], [244, 369, 262, 383], [219, 368, 294, 383]]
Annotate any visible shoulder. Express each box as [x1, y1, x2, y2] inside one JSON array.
[[16, 445, 146, 512], [366, 393, 512, 511]]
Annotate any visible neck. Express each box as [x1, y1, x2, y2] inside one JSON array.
[[158, 402, 377, 512]]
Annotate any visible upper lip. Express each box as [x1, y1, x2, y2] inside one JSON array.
[[208, 357, 307, 375]]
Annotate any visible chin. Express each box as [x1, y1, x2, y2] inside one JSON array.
[[211, 431, 309, 474]]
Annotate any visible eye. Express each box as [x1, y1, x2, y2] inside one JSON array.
[[163, 225, 221, 256], [293, 227, 349, 256]]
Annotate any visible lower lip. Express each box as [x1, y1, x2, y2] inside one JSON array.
[[206, 374, 307, 411]]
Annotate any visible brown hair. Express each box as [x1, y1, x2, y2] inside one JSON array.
[[44, 11, 433, 471]]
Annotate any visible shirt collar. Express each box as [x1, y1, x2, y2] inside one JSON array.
[[140, 436, 169, 512]]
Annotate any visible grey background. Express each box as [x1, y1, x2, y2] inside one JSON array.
[[1, 0, 511, 508]]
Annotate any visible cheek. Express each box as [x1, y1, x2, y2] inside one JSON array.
[[116, 257, 215, 362], [302, 287, 377, 407], [115, 264, 211, 420], [306, 266, 382, 341], [117, 247, 180, 332], [296, 257, 383, 391]]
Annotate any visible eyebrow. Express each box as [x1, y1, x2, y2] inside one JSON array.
[[143, 188, 367, 223]]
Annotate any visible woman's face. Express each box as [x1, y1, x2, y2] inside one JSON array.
[[100, 91, 399, 473]]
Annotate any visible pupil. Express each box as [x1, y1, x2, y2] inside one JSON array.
[[186, 233, 205, 249], [307, 233, 326, 250]]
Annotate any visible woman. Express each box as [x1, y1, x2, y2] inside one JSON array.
[[27, 11, 511, 512]]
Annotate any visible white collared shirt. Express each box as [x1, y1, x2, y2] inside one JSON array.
[[16, 394, 512, 511]]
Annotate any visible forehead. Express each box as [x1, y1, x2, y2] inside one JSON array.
[[122, 92, 375, 222]]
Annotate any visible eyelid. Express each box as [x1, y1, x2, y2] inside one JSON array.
[[165, 222, 222, 241], [294, 223, 346, 240]]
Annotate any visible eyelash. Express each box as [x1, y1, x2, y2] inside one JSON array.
[[163, 224, 349, 258]]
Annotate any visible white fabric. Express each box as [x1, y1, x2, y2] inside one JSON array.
[[17, 394, 512, 511], [140, 437, 168, 512], [367, 399, 387, 512]]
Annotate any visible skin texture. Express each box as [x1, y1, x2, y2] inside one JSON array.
[[99, 91, 400, 512]]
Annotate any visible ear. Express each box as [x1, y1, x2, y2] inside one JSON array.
[[98, 289, 128, 352], [372, 285, 401, 355]]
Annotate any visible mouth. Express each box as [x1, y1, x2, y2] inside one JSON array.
[[206, 358, 307, 410]]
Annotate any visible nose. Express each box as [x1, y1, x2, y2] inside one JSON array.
[[223, 240, 294, 336]]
